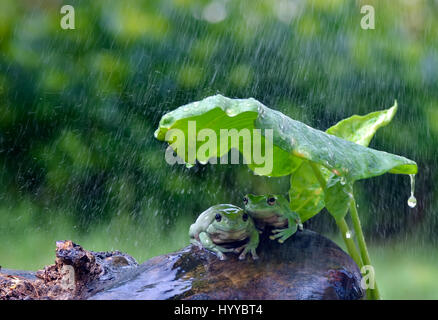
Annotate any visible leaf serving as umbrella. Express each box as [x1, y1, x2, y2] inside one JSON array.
[[155, 95, 417, 221]]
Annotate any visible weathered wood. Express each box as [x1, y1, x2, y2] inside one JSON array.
[[0, 240, 138, 300], [0, 230, 364, 300]]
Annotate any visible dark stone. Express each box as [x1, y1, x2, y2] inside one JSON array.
[[89, 229, 364, 300]]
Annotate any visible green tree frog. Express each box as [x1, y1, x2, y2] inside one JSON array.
[[189, 204, 259, 260], [243, 194, 303, 243]]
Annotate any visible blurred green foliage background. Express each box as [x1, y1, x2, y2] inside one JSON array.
[[0, 0, 437, 299]]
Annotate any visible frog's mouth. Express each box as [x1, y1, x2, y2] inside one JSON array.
[[214, 225, 247, 233], [246, 208, 280, 219], [210, 228, 249, 245], [220, 237, 250, 249]]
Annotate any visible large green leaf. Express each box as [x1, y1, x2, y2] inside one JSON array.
[[155, 94, 417, 183], [155, 95, 299, 176], [326, 101, 398, 146], [289, 161, 327, 222], [289, 100, 406, 221], [324, 176, 353, 221]]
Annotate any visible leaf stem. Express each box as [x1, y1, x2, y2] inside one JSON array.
[[349, 196, 381, 300], [308, 162, 363, 267], [335, 218, 363, 268], [308, 162, 326, 189]]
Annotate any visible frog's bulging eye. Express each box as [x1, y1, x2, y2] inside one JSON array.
[[267, 197, 276, 205], [215, 213, 222, 222], [242, 213, 249, 221], [243, 197, 248, 205]]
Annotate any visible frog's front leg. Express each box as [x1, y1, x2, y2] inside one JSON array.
[[269, 212, 301, 243], [238, 228, 259, 260], [270, 224, 297, 243], [198, 231, 234, 260]]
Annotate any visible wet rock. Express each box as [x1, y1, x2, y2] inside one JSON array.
[[90, 230, 364, 300]]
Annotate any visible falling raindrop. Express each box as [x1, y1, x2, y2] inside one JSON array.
[[408, 196, 417, 208], [407, 174, 417, 208]]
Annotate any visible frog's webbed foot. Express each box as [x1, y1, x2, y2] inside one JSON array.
[[250, 249, 259, 260], [190, 238, 203, 248], [238, 246, 259, 260], [269, 229, 292, 243], [232, 245, 245, 254], [269, 224, 298, 243], [209, 246, 236, 260], [216, 251, 227, 260], [212, 245, 237, 260], [193, 242, 228, 260], [238, 236, 259, 260]]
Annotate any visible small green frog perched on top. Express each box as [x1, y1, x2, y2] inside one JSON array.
[[189, 204, 259, 260], [243, 194, 303, 243]]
